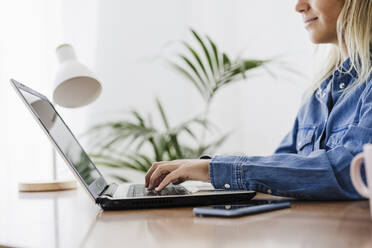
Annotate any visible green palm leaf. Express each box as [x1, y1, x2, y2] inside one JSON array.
[[206, 35, 220, 76], [168, 61, 207, 99], [156, 98, 170, 130], [178, 54, 207, 93], [190, 29, 214, 80], [170, 29, 268, 103], [182, 42, 209, 88]]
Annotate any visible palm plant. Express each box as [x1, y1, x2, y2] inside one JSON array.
[[169, 29, 268, 144], [87, 99, 227, 182], [86, 29, 269, 182], [170, 29, 267, 105]]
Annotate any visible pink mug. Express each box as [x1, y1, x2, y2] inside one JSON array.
[[350, 144, 372, 218]]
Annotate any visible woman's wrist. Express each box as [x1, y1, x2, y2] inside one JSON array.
[[199, 155, 212, 182], [204, 159, 211, 182]]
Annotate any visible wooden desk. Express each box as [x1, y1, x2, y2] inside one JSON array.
[[1, 185, 372, 248]]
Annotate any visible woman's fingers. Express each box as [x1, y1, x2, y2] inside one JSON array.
[[145, 159, 211, 191], [145, 161, 164, 187], [155, 170, 183, 192], [147, 163, 178, 189]]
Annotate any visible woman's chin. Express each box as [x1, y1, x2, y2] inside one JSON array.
[[309, 36, 322, 44], [308, 31, 338, 44], [308, 31, 322, 44]]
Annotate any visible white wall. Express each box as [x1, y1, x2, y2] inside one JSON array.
[[0, 0, 315, 185], [87, 0, 313, 156], [0, 1, 63, 188]]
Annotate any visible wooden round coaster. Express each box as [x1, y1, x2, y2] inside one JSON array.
[[18, 180, 77, 192]]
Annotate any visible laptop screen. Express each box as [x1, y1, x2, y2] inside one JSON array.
[[12, 80, 107, 200]]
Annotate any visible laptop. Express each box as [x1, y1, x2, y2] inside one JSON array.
[[11, 79, 256, 210]]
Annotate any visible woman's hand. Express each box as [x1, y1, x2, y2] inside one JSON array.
[[145, 159, 211, 192]]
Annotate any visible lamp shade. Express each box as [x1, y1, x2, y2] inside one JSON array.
[[54, 44, 102, 108]]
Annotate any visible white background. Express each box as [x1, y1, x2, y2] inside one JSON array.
[[0, 0, 314, 187]]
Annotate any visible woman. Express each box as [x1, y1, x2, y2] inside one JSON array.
[[145, 0, 372, 200]]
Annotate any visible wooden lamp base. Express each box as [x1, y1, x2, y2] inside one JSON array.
[[18, 180, 77, 192]]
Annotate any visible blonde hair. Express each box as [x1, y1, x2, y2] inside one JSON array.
[[309, 0, 372, 96]]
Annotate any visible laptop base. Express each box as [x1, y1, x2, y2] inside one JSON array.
[[97, 191, 256, 210]]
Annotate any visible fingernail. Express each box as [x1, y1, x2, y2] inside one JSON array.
[[155, 187, 160, 191]]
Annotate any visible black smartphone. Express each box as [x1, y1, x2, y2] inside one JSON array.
[[193, 200, 291, 217]]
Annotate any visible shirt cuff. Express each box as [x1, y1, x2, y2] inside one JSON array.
[[209, 155, 246, 190]]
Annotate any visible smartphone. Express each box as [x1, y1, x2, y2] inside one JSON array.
[[193, 200, 291, 217]]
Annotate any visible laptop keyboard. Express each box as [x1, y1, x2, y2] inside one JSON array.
[[127, 184, 190, 197]]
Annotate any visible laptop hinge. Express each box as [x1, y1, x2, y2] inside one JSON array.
[[100, 183, 118, 197]]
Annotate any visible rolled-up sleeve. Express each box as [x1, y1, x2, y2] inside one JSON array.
[[209, 148, 357, 200]]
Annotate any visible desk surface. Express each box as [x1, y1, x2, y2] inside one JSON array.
[[1, 185, 372, 248]]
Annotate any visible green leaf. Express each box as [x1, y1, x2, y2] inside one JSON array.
[[206, 35, 221, 76], [190, 29, 215, 80], [181, 42, 209, 88], [242, 59, 265, 70], [156, 98, 170, 130], [136, 153, 154, 168], [130, 110, 146, 127], [261, 63, 277, 79], [101, 133, 133, 150], [168, 61, 208, 100], [182, 126, 197, 140], [149, 136, 162, 161], [178, 54, 205, 85], [125, 154, 152, 172], [169, 133, 183, 158], [158, 135, 173, 160], [222, 53, 231, 69]]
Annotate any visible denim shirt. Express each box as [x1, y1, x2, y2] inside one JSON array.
[[209, 58, 372, 200]]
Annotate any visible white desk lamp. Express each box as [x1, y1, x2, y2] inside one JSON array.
[[18, 44, 102, 192]]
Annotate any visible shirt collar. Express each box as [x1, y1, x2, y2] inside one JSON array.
[[317, 57, 359, 97], [338, 57, 358, 79]]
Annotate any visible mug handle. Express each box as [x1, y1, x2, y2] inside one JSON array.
[[350, 153, 370, 198]]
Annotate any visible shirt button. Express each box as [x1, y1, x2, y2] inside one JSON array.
[[267, 189, 272, 194], [224, 184, 231, 189], [339, 83, 346, 89]]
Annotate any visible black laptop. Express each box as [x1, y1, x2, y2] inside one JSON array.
[[11, 79, 255, 210]]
